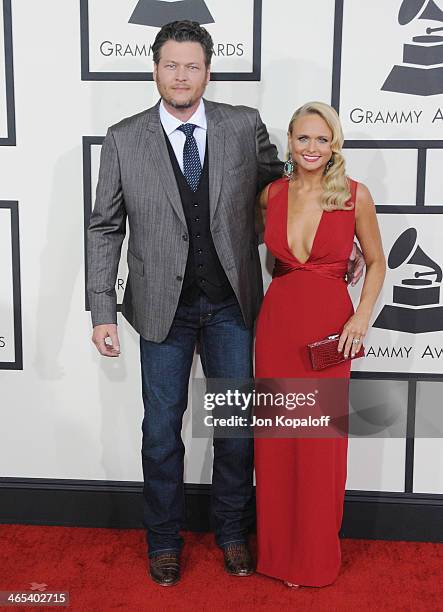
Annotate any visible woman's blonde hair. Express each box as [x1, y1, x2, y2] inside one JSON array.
[[288, 101, 352, 211]]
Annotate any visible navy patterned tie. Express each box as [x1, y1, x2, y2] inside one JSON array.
[[177, 123, 202, 192]]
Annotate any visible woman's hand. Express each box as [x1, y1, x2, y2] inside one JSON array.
[[338, 309, 370, 359]]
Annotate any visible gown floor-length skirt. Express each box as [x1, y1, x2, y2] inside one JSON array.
[[254, 177, 358, 587]]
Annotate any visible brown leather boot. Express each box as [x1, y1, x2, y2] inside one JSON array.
[[149, 551, 181, 586], [223, 543, 254, 576]]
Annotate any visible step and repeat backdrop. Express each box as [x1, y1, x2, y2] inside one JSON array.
[[1, 0, 442, 497]]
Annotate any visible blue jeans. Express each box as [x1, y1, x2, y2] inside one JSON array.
[[140, 293, 254, 557]]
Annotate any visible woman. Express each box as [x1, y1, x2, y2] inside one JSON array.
[[254, 102, 386, 588]]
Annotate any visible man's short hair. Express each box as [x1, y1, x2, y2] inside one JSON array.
[[152, 20, 214, 67]]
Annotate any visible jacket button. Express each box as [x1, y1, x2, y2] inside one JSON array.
[[176, 275, 183, 281], [182, 234, 188, 241]]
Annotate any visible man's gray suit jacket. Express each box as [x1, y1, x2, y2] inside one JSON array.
[[87, 99, 283, 342]]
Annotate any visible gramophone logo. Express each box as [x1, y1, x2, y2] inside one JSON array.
[[129, 0, 214, 27], [80, 0, 262, 81], [382, 0, 443, 96], [374, 227, 443, 334]]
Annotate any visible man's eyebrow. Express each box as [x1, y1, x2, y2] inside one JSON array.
[[162, 59, 201, 64]]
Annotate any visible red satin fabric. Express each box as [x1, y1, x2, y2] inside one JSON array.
[[254, 177, 357, 587], [273, 258, 348, 281]]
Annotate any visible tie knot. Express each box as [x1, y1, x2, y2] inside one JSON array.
[[178, 123, 197, 138]]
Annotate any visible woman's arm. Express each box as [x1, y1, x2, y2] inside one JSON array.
[[338, 182, 386, 358], [255, 183, 271, 234]]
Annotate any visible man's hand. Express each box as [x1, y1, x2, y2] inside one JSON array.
[[92, 324, 120, 357], [347, 243, 365, 286]]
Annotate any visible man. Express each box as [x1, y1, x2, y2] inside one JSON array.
[[88, 20, 363, 587]]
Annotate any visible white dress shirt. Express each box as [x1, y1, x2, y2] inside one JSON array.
[[159, 99, 207, 172]]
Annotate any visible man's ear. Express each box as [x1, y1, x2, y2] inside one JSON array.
[[153, 63, 158, 82], [206, 66, 211, 85]]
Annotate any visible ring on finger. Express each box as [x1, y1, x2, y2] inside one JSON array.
[[352, 338, 361, 344]]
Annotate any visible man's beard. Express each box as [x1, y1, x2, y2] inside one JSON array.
[[156, 79, 207, 110], [163, 94, 195, 109]]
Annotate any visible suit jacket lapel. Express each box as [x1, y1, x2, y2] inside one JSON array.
[[205, 100, 225, 225], [144, 102, 187, 227]]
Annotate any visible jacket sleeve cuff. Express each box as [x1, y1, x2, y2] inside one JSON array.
[[88, 290, 118, 327]]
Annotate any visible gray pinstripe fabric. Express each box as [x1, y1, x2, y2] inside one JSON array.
[[87, 99, 283, 342]]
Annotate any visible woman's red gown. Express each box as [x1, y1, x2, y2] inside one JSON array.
[[254, 177, 358, 587]]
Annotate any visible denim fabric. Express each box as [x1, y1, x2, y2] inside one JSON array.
[[140, 293, 254, 556]]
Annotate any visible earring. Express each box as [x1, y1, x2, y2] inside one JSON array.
[[284, 153, 295, 179], [325, 157, 334, 173]]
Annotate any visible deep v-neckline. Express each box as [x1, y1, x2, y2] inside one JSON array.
[[285, 181, 324, 265]]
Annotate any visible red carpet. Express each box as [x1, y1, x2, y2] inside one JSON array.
[[0, 526, 441, 611]]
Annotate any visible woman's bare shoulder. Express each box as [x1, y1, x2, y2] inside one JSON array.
[[355, 181, 372, 203], [346, 178, 373, 208]]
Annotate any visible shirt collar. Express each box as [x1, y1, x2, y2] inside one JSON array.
[[159, 98, 207, 136]]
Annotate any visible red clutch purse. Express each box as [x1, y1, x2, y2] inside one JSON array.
[[308, 333, 365, 371]]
